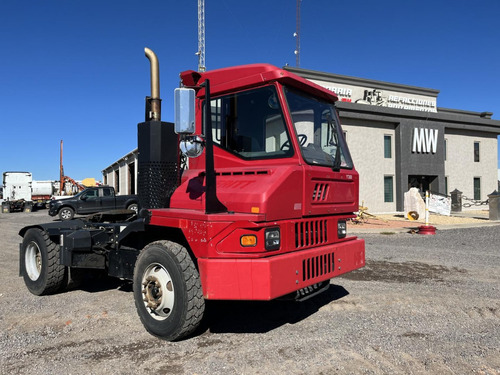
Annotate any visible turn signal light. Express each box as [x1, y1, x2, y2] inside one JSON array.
[[240, 235, 257, 247]]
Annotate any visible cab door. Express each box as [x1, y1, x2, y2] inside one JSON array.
[[99, 187, 116, 211], [77, 188, 101, 213]]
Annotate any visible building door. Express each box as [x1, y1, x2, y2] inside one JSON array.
[[408, 175, 437, 193]]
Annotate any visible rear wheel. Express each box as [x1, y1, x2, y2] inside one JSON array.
[[133, 240, 205, 341], [59, 207, 74, 221], [21, 228, 67, 295]]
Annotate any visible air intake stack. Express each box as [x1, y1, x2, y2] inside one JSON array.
[[137, 48, 180, 210]]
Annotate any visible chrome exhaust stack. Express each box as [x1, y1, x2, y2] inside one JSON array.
[[137, 48, 179, 211], [144, 47, 161, 121]]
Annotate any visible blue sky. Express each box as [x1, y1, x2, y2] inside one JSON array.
[[1, 0, 499, 181]]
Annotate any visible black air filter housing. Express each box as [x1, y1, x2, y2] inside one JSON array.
[[137, 121, 179, 209]]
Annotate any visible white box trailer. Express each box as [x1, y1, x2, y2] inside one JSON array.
[[2, 172, 33, 213]]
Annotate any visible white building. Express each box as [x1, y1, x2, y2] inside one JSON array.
[[287, 67, 500, 212]]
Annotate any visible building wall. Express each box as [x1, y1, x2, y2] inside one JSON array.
[[445, 130, 498, 201], [342, 119, 397, 213], [102, 150, 138, 196], [395, 120, 446, 211]]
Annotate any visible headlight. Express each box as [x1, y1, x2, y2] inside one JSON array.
[[265, 227, 280, 250], [338, 220, 347, 239]]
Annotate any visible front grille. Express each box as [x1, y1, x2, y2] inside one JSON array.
[[302, 252, 335, 281], [295, 219, 328, 248]]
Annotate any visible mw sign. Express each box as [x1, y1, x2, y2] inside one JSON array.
[[412, 128, 438, 154]]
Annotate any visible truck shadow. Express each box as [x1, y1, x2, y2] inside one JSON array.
[[66, 272, 132, 293], [64, 275, 349, 337], [198, 285, 349, 335]]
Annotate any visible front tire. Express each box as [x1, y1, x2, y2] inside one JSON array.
[[59, 207, 75, 221], [133, 241, 205, 341], [21, 228, 67, 295]]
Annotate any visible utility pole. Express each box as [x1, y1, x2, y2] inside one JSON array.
[[197, 0, 206, 72], [59, 140, 64, 194]]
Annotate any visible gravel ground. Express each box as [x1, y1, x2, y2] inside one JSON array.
[[1, 210, 499, 374]]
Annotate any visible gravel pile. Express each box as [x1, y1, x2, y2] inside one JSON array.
[[1, 211, 499, 374]]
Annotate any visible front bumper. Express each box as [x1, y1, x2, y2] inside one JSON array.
[[198, 238, 365, 300]]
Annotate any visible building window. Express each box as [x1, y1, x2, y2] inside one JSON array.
[[445, 176, 448, 195], [444, 139, 447, 161], [384, 176, 394, 202], [474, 142, 480, 162], [474, 177, 481, 200], [384, 135, 392, 158]]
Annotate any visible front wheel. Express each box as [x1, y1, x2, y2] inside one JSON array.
[[133, 241, 205, 341], [21, 228, 67, 295]]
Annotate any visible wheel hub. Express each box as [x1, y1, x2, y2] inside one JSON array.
[[141, 264, 174, 320], [143, 276, 164, 309]]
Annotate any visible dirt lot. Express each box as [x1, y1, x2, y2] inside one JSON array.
[[1, 210, 499, 374]]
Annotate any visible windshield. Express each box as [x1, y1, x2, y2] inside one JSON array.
[[284, 87, 353, 170], [208, 85, 294, 160]]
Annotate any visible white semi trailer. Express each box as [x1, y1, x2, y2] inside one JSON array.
[[1, 172, 55, 213], [2, 172, 33, 213]]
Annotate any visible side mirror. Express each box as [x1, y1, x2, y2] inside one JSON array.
[[174, 88, 196, 134]]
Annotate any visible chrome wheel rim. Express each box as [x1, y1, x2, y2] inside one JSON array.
[[60, 209, 72, 220], [25, 241, 42, 281]]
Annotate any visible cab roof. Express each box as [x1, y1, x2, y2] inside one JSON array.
[[180, 64, 338, 102]]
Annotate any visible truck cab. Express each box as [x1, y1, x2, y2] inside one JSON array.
[[148, 64, 364, 301], [173, 65, 357, 219]]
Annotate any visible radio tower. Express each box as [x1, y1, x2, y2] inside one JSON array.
[[294, 0, 301, 67], [197, 0, 206, 72]]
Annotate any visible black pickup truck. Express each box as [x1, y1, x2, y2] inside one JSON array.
[[49, 186, 138, 220]]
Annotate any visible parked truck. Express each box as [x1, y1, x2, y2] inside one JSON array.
[[2, 172, 34, 213], [2, 172, 57, 213], [19, 48, 365, 341], [48, 186, 139, 220]]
